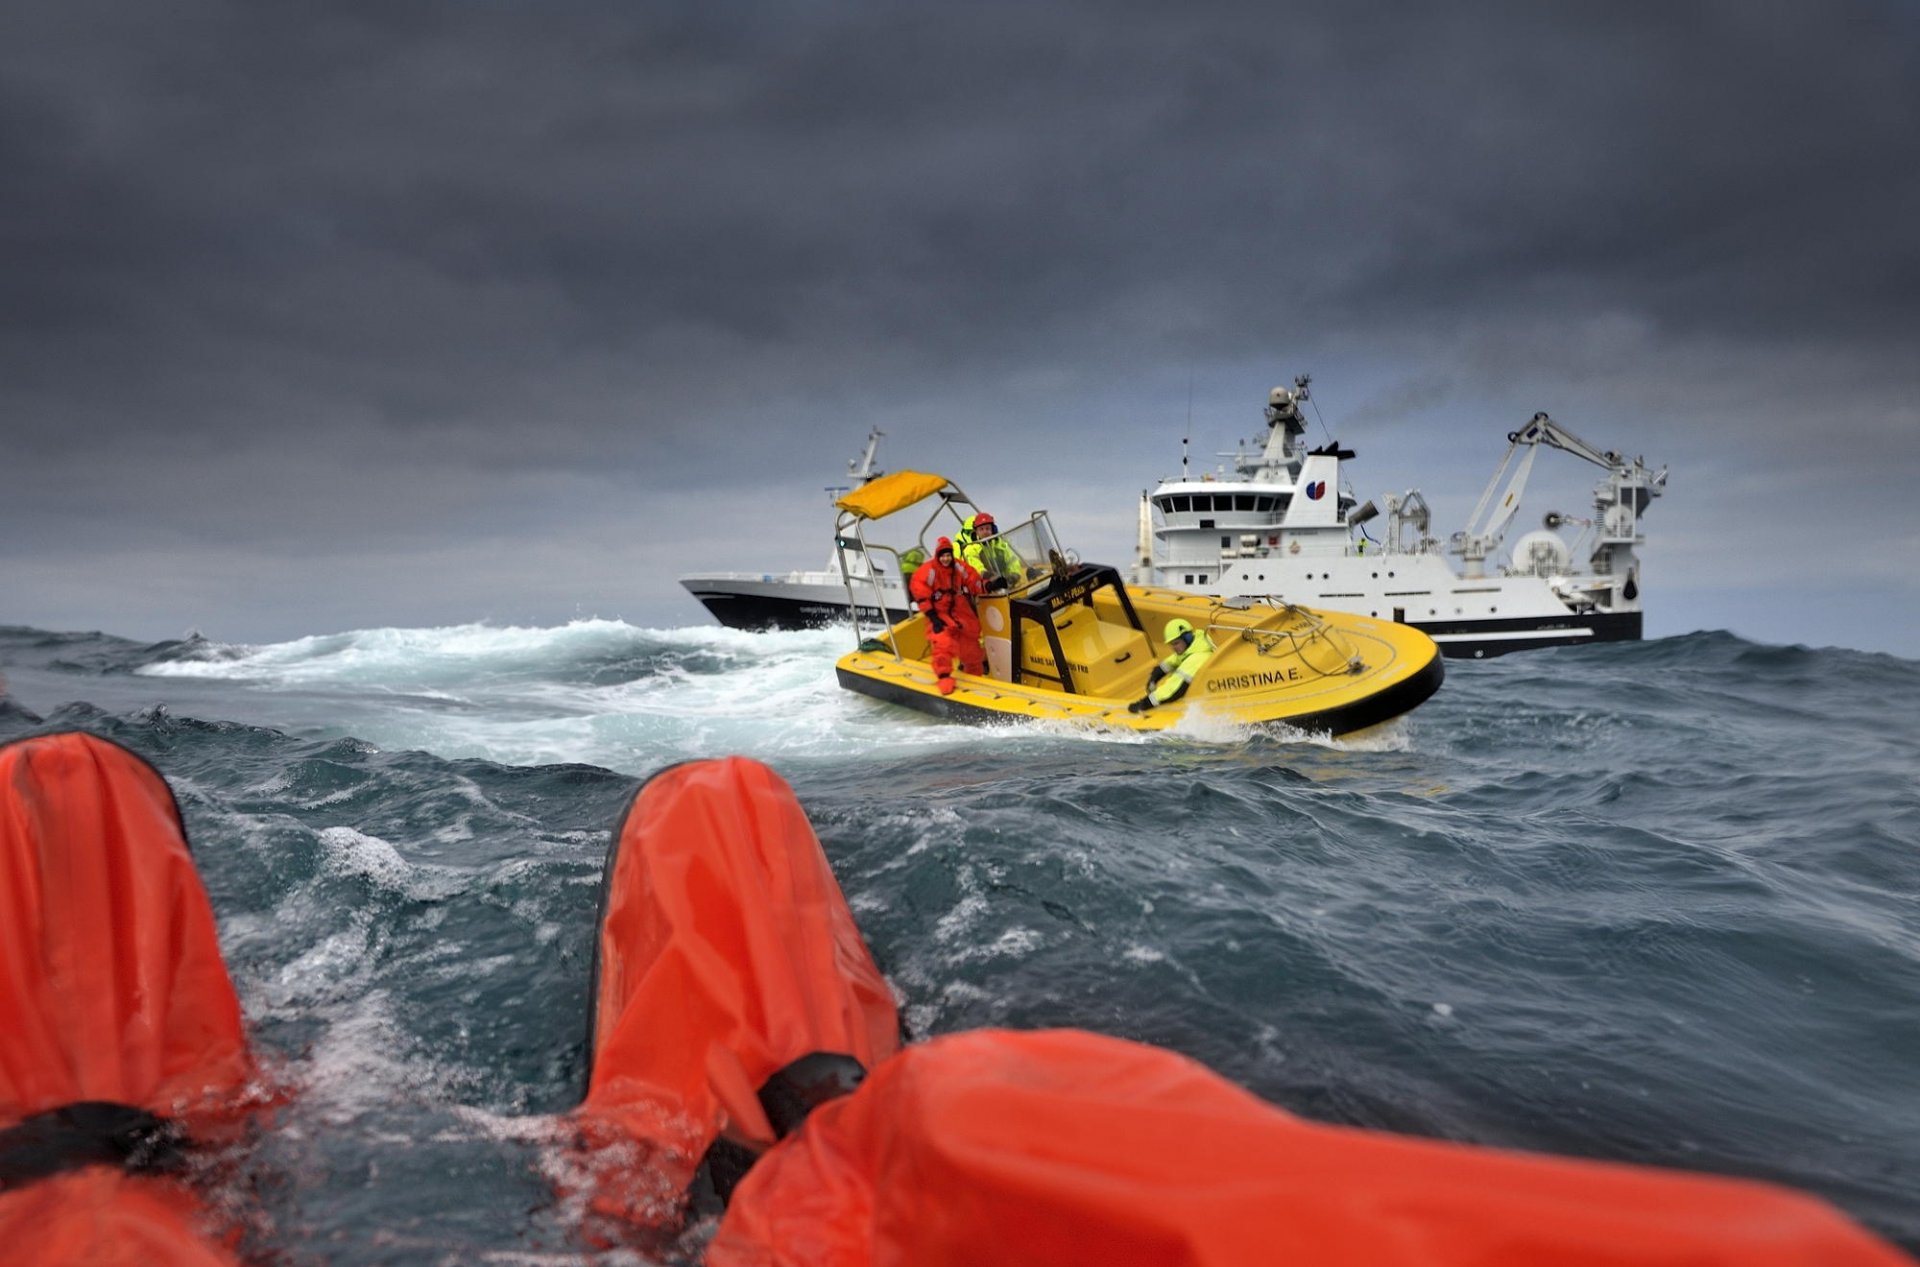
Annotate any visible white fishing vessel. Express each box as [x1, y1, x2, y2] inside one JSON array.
[[679, 429, 916, 630], [1132, 377, 1667, 658]]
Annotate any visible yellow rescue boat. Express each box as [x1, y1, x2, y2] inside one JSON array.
[[832, 471, 1443, 736]]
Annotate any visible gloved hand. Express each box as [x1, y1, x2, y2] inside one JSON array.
[[1146, 665, 1167, 687], [1126, 695, 1153, 714], [927, 612, 945, 634], [985, 576, 1010, 594]]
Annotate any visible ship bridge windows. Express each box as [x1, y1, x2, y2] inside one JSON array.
[[1156, 493, 1282, 517]]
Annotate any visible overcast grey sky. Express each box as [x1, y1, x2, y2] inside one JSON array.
[[4, 1, 1917, 657]]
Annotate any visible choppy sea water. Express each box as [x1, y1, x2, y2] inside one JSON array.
[[2, 620, 1917, 1263]]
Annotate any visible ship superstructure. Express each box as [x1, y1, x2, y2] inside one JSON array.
[[1133, 378, 1667, 657]]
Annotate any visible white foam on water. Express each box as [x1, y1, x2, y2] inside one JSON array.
[[135, 618, 1412, 773], [290, 991, 450, 1128], [951, 925, 1044, 963], [140, 618, 657, 688], [318, 825, 471, 902]]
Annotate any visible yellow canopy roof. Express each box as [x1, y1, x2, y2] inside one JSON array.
[[835, 470, 953, 521]]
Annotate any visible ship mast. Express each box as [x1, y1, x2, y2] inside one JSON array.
[[827, 427, 887, 504], [849, 427, 886, 483]]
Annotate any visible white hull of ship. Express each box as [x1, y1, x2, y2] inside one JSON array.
[[1168, 553, 1639, 658]]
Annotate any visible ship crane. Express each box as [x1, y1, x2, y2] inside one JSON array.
[[1452, 412, 1667, 579]]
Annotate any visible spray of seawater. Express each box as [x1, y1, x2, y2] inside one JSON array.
[[136, 618, 1379, 773]]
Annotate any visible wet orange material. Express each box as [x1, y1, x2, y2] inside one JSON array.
[[0, 1173, 242, 1266], [0, 733, 255, 1266], [712, 1028, 1914, 1267], [579, 757, 900, 1214], [0, 732, 253, 1125]]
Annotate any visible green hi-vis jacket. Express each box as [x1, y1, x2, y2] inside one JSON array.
[[955, 517, 1025, 586], [1150, 629, 1217, 705]]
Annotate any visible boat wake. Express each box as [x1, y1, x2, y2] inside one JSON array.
[[124, 619, 1379, 773]]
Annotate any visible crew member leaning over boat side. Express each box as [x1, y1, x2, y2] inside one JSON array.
[[909, 537, 985, 696], [954, 512, 1025, 593], [1129, 619, 1215, 714]]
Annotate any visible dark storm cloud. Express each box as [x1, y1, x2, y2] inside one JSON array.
[[7, 3, 1914, 441], [3, 0, 1916, 646]]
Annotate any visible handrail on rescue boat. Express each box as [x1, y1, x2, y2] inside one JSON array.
[[833, 468, 1072, 655], [834, 469, 1220, 703], [833, 469, 984, 651]]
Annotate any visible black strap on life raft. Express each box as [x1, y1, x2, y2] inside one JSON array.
[[0, 1101, 185, 1191]]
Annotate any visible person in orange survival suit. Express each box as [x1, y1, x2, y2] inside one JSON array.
[[908, 536, 984, 695]]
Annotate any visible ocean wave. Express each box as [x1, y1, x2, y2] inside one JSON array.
[[3, 621, 1918, 1250]]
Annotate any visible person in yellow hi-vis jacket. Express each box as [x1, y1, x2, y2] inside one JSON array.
[[1128, 618, 1215, 713], [953, 512, 1026, 593]]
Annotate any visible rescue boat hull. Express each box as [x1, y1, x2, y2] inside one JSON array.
[[836, 577, 1444, 737], [835, 651, 1443, 735]]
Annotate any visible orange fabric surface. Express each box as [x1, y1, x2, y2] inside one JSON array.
[[579, 757, 900, 1208], [0, 733, 256, 1265], [0, 733, 254, 1126], [711, 1027, 1914, 1267], [0, 1172, 242, 1267]]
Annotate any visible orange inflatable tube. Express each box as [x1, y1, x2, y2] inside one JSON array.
[[0, 732, 257, 1265], [712, 1027, 1913, 1267], [577, 756, 901, 1225]]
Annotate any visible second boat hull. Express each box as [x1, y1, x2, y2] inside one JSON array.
[[682, 574, 911, 631]]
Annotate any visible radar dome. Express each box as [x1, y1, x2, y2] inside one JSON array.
[[1512, 530, 1571, 578]]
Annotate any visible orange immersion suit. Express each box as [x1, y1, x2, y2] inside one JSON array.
[[575, 757, 902, 1231], [909, 540, 985, 692], [586, 756, 1913, 1267], [710, 1025, 1914, 1267], [0, 733, 261, 1267]]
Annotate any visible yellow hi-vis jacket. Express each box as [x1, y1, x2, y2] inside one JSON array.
[[955, 517, 1025, 588], [1149, 628, 1216, 705]]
